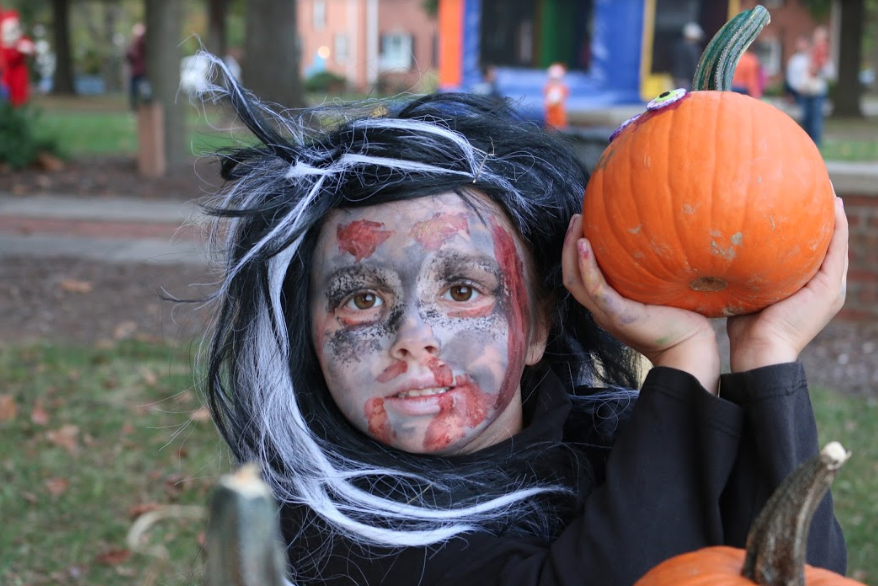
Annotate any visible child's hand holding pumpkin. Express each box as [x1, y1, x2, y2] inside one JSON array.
[[726, 196, 849, 372], [563, 213, 720, 394]]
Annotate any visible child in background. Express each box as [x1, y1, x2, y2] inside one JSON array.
[[543, 63, 569, 129], [810, 25, 830, 77]]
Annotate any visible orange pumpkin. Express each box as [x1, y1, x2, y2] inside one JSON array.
[[634, 442, 860, 586], [582, 8, 835, 317]]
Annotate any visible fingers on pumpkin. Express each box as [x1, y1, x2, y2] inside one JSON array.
[[577, 238, 624, 317]]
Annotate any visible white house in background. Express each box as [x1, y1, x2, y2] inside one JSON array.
[[297, 0, 439, 93]]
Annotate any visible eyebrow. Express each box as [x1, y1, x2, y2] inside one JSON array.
[[430, 251, 502, 280], [322, 263, 392, 288]]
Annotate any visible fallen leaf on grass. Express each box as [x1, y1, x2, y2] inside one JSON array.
[[113, 320, 138, 340], [128, 502, 161, 519], [59, 278, 93, 294], [115, 565, 137, 577], [0, 394, 17, 422], [20, 491, 39, 504], [139, 366, 159, 387], [46, 424, 80, 454], [95, 548, 132, 565], [45, 477, 70, 496], [30, 398, 49, 425]]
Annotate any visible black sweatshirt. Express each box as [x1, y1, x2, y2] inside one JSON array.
[[280, 363, 847, 586]]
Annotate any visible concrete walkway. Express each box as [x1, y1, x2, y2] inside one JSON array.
[[0, 194, 208, 265], [1, 157, 876, 265]]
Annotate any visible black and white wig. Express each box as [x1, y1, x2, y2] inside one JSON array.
[[200, 65, 641, 557]]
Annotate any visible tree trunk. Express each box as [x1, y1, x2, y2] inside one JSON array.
[[145, 0, 187, 168], [243, 0, 304, 108], [833, 0, 865, 117], [102, 4, 123, 93], [207, 0, 229, 58], [50, 0, 76, 95]]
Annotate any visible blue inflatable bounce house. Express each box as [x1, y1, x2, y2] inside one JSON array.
[[437, 0, 742, 124]]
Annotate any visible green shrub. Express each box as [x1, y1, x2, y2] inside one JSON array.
[[305, 70, 348, 93], [0, 103, 61, 169]]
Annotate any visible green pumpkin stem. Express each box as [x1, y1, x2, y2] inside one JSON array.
[[741, 442, 850, 586], [692, 5, 771, 91]]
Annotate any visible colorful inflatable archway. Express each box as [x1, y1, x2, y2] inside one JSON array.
[[438, 0, 740, 118]]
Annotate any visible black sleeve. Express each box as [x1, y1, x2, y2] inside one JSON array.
[[718, 361, 847, 573], [286, 365, 847, 586], [293, 367, 746, 586]]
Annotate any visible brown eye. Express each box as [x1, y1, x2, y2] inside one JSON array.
[[448, 285, 474, 302], [349, 292, 381, 310]]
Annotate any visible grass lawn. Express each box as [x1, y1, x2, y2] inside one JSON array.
[[29, 94, 245, 158], [0, 341, 228, 586], [29, 93, 878, 163], [1, 341, 876, 584]]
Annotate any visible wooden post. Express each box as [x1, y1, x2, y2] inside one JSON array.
[[136, 101, 166, 178], [204, 464, 288, 586]]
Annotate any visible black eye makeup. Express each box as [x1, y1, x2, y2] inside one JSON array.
[[324, 265, 397, 311], [428, 252, 503, 293]]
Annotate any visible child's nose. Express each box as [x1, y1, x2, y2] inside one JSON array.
[[389, 311, 440, 361]]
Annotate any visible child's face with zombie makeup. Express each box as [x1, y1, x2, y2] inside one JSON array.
[[309, 192, 547, 456]]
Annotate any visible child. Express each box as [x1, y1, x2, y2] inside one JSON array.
[[543, 63, 568, 129], [810, 25, 830, 78], [199, 63, 848, 585]]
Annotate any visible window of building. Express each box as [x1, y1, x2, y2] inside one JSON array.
[[379, 33, 413, 70], [756, 37, 782, 77], [313, 0, 326, 30], [335, 33, 349, 64]]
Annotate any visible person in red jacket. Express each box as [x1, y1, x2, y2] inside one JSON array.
[[0, 9, 34, 107], [732, 48, 763, 98]]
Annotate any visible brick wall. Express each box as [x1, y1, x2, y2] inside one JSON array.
[[838, 192, 878, 321]]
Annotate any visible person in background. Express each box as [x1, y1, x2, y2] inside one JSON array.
[[126, 22, 146, 110], [785, 35, 810, 106], [786, 29, 834, 146], [671, 22, 703, 90], [810, 25, 830, 78], [732, 47, 763, 98], [543, 62, 569, 129], [0, 9, 35, 107]]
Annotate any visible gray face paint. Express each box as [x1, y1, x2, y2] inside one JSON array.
[[309, 192, 539, 455]]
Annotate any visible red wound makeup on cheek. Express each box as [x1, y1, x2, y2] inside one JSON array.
[[365, 397, 394, 445], [425, 356, 454, 386], [423, 375, 493, 451], [337, 220, 393, 261], [410, 212, 470, 250], [376, 360, 407, 383], [490, 219, 529, 409]]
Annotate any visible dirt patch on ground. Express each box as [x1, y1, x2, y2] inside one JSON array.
[[0, 255, 216, 348], [2, 155, 219, 201]]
